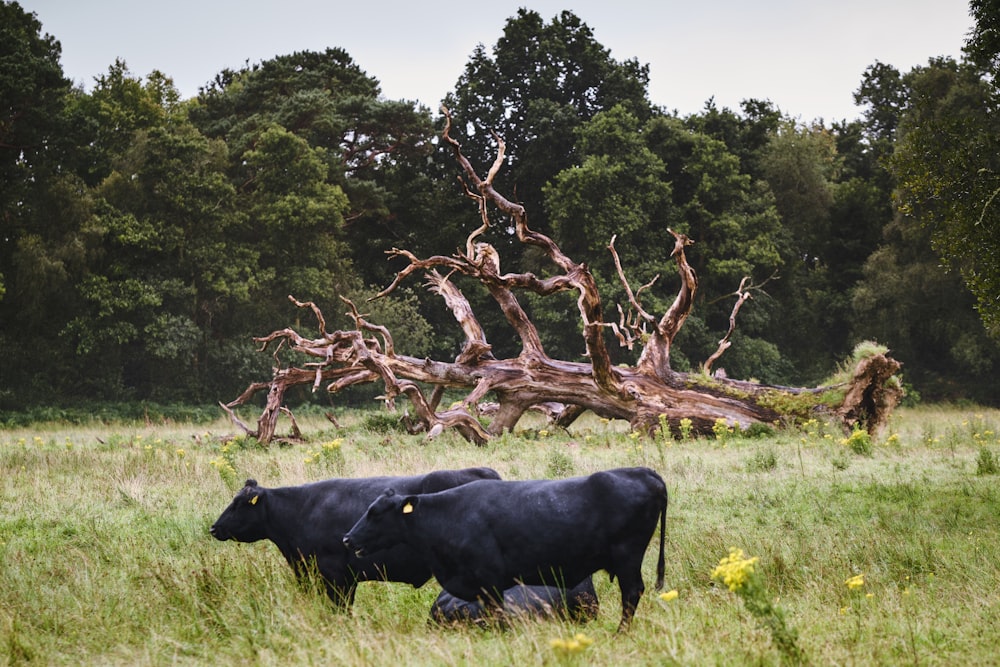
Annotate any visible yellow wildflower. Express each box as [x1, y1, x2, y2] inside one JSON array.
[[659, 589, 679, 602], [711, 548, 759, 592], [550, 633, 593, 654], [845, 574, 865, 590]]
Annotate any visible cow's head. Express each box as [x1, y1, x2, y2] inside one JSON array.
[[342, 489, 416, 557], [209, 479, 267, 542]]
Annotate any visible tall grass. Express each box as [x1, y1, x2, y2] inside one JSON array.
[[1, 406, 999, 665]]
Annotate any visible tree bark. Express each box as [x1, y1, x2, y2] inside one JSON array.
[[224, 107, 903, 444]]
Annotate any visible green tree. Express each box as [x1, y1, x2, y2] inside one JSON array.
[[0, 0, 69, 300], [189, 49, 437, 343], [684, 98, 783, 178], [646, 114, 786, 379], [435, 10, 655, 361], [444, 9, 653, 238], [755, 121, 853, 381], [0, 1, 88, 406], [829, 117, 895, 277], [847, 51, 1000, 403], [543, 106, 786, 378], [236, 124, 352, 316], [546, 106, 673, 274], [854, 61, 907, 157], [55, 54, 432, 404], [0, 1, 70, 200], [539, 106, 673, 362], [890, 53, 1000, 337], [966, 0, 1000, 76], [852, 212, 1000, 403], [70, 59, 180, 184], [189, 48, 435, 285], [66, 119, 246, 400]]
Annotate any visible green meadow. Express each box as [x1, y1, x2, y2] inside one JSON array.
[[2, 406, 999, 666]]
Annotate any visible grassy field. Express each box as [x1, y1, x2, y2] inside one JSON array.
[[1, 405, 999, 666]]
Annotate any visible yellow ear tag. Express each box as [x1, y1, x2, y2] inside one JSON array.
[[250, 495, 258, 505], [402, 502, 414, 514]]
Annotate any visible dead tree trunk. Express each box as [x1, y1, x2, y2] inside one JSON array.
[[223, 107, 902, 445]]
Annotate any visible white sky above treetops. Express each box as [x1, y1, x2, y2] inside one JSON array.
[[24, 0, 973, 123]]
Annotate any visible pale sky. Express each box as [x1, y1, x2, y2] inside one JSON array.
[[23, 0, 973, 122]]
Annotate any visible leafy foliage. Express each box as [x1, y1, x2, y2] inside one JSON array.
[[890, 56, 1000, 338], [443, 9, 653, 238], [0, 3, 997, 410]]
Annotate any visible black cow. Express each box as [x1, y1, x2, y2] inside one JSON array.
[[344, 466, 667, 630], [430, 577, 599, 626], [209, 468, 499, 607]]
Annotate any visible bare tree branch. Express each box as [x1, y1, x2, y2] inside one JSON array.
[[222, 108, 903, 444]]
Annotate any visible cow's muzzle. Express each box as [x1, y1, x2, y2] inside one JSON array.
[[209, 524, 235, 541], [343, 535, 365, 558]]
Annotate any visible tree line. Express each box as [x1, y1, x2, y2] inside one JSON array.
[[2, 1, 998, 411]]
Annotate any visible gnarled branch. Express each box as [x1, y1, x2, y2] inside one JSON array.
[[222, 107, 902, 445]]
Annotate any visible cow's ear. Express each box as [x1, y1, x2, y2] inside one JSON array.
[[401, 496, 418, 516], [244, 479, 258, 488]]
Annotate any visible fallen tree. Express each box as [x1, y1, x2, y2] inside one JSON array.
[[222, 107, 903, 445]]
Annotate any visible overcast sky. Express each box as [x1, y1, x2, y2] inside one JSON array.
[[24, 0, 974, 122]]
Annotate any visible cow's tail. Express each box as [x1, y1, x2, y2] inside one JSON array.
[[655, 488, 667, 591]]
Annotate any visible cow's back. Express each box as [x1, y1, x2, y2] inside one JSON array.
[[413, 468, 665, 592], [298, 467, 499, 534]]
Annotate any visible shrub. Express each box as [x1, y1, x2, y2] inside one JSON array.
[[977, 447, 998, 475], [545, 449, 574, 478], [747, 448, 778, 473], [742, 421, 776, 439], [362, 412, 406, 434], [842, 427, 873, 456]]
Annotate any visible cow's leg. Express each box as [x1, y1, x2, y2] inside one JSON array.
[[567, 577, 600, 622], [429, 590, 487, 625], [613, 557, 646, 631]]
